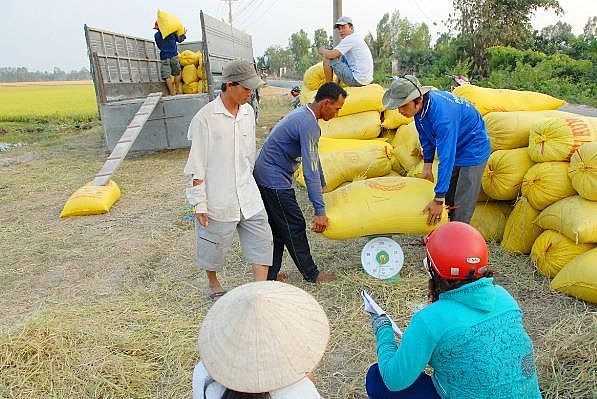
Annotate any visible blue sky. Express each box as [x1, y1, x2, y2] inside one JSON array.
[[1, 0, 594, 71]]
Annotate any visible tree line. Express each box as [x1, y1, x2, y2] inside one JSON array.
[[0, 67, 91, 83], [257, 0, 596, 106]]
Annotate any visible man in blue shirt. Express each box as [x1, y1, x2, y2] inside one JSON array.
[[154, 21, 186, 96], [253, 82, 347, 283], [382, 76, 490, 225]]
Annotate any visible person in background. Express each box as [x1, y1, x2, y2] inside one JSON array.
[[382, 75, 490, 225], [184, 60, 272, 300], [192, 281, 328, 399], [318, 16, 374, 87], [154, 21, 186, 95], [366, 222, 541, 399], [253, 82, 346, 284]]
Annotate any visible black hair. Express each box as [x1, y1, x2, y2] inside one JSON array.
[[427, 266, 493, 303], [222, 390, 271, 399], [315, 82, 347, 102], [220, 82, 240, 92]]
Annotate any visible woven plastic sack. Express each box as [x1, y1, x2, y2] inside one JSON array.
[[390, 122, 423, 174], [531, 230, 595, 278], [382, 109, 413, 129], [470, 201, 513, 242], [484, 110, 572, 151], [299, 86, 315, 105], [323, 176, 449, 240], [337, 84, 384, 117], [179, 50, 199, 67], [482, 148, 535, 200], [551, 247, 597, 304], [521, 162, 576, 210], [157, 9, 185, 38], [535, 195, 597, 244], [182, 81, 200, 94], [406, 159, 439, 180], [568, 142, 597, 201], [319, 111, 381, 140], [501, 197, 543, 254], [295, 146, 392, 191], [453, 84, 565, 116], [60, 180, 121, 217], [528, 116, 597, 162], [303, 62, 337, 91], [181, 64, 198, 84], [318, 137, 391, 154]]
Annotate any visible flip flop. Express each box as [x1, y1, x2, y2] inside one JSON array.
[[409, 237, 426, 246], [208, 291, 227, 301]]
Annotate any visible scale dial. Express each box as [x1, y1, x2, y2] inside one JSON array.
[[361, 237, 404, 280]]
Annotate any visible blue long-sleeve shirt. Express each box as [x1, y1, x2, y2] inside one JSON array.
[[414, 90, 490, 197], [154, 31, 186, 60], [253, 106, 327, 215]]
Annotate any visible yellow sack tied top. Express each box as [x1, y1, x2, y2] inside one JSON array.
[[382, 109, 413, 130], [482, 148, 535, 201], [182, 82, 200, 94], [531, 230, 595, 278], [568, 142, 597, 201], [535, 195, 597, 244], [453, 84, 565, 116], [179, 50, 200, 67], [157, 9, 185, 38], [181, 64, 199, 84], [323, 176, 449, 240], [521, 162, 576, 210], [303, 62, 336, 91], [501, 196, 543, 254], [528, 115, 597, 162], [551, 247, 597, 304], [390, 122, 423, 174], [60, 180, 121, 217]]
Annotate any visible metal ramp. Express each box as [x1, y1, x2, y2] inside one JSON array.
[[92, 92, 162, 186]]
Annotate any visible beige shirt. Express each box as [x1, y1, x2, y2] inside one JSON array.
[[184, 95, 264, 222]]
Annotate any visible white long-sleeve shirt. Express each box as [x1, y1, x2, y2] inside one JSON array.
[[184, 95, 265, 222]]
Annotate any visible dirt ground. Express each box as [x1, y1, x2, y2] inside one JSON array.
[[0, 88, 595, 398]]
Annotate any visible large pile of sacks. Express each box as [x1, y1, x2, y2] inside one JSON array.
[[295, 67, 597, 303], [179, 50, 208, 94]]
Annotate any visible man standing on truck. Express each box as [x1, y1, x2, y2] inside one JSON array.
[[184, 60, 272, 300], [318, 16, 373, 87], [154, 21, 186, 96], [253, 82, 347, 284]]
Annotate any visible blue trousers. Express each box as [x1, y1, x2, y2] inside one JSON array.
[[365, 363, 441, 399]]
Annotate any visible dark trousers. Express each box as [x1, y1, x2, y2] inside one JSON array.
[[365, 363, 441, 399], [258, 186, 319, 282], [445, 162, 487, 223]]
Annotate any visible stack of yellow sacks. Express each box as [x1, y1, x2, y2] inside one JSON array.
[[180, 50, 207, 94]]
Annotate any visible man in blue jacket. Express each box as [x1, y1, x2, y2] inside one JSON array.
[[253, 82, 346, 283], [382, 76, 490, 225], [154, 21, 186, 96]]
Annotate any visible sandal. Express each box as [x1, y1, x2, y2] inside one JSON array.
[[208, 291, 227, 301], [409, 236, 426, 246]]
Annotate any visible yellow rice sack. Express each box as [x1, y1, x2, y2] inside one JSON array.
[[531, 230, 595, 278], [338, 84, 385, 117], [535, 195, 597, 244], [179, 50, 199, 67], [568, 142, 597, 201], [406, 159, 439, 180], [501, 197, 543, 254], [60, 180, 121, 217], [323, 176, 449, 240], [382, 109, 413, 129], [452, 84, 565, 116], [483, 110, 573, 151], [157, 9, 185, 38], [551, 247, 597, 303], [390, 122, 423, 174], [181, 64, 198, 84], [521, 162, 576, 210], [303, 62, 337, 91], [470, 201, 513, 242], [182, 82, 200, 94], [299, 86, 315, 105], [319, 111, 381, 140], [528, 116, 597, 162], [482, 148, 535, 200], [318, 137, 391, 154], [295, 146, 392, 191]]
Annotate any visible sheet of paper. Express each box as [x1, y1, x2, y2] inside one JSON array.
[[361, 290, 403, 336]]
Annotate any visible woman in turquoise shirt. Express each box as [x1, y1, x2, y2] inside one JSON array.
[[366, 222, 541, 398]]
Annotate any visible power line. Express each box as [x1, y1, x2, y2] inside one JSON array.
[[221, 0, 239, 24]]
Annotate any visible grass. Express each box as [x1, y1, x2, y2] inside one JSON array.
[[0, 86, 595, 398]]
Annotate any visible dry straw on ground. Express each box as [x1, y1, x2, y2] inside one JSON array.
[[1, 86, 595, 398]]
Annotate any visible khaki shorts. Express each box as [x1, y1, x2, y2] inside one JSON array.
[[160, 55, 181, 79], [194, 209, 273, 271]]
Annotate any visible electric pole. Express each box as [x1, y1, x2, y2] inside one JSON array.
[[333, 0, 342, 44], [222, 0, 239, 25]]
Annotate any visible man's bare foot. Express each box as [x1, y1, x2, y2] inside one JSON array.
[[315, 272, 336, 283], [276, 272, 289, 282]]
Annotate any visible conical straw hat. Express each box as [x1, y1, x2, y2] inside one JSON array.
[[198, 281, 330, 393]]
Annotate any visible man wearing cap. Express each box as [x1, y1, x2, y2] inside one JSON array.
[[382, 76, 490, 225], [318, 16, 373, 87], [184, 60, 273, 299], [154, 21, 186, 95], [253, 82, 347, 284]]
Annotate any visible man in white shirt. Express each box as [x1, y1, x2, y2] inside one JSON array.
[[318, 16, 374, 87], [184, 60, 273, 300]]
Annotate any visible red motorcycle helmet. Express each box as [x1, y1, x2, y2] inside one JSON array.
[[424, 222, 489, 280]]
